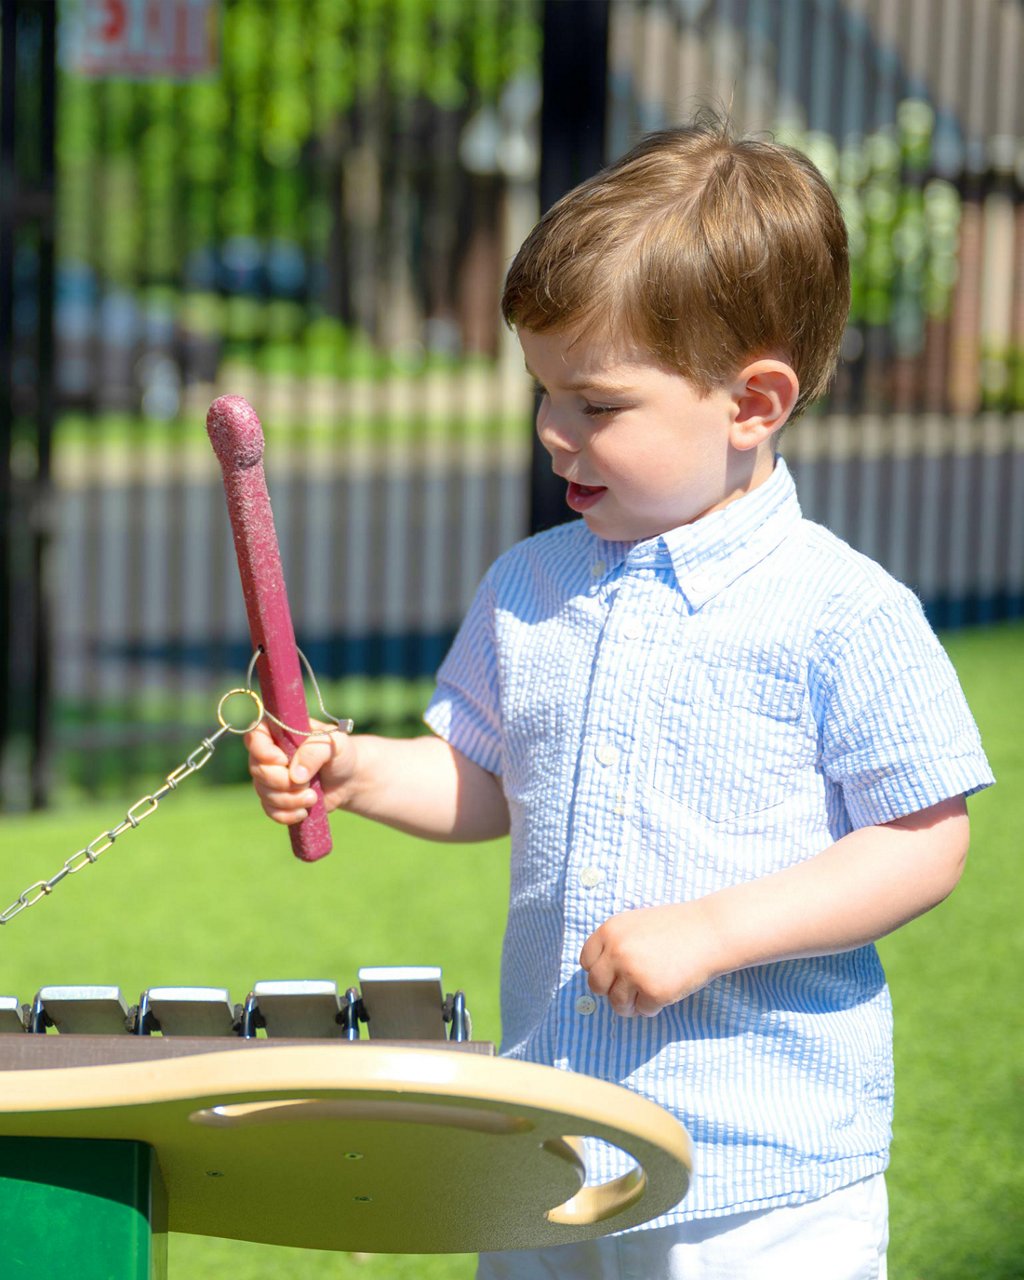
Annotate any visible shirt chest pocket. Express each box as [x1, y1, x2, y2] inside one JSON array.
[[651, 660, 811, 823]]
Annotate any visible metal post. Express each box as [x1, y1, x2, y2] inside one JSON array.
[[0, 0, 17, 801], [529, 0, 610, 535], [0, 0, 56, 808], [0, 2, 55, 808], [30, 0, 56, 807]]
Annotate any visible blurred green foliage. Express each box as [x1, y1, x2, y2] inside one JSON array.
[[785, 100, 1022, 410], [56, 2, 1021, 410], [58, 0, 539, 267], [789, 101, 962, 337]]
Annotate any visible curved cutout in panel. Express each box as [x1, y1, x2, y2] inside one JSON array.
[[190, 1097, 532, 1136], [544, 1136, 648, 1226]]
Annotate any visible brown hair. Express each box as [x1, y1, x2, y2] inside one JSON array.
[[501, 118, 850, 420]]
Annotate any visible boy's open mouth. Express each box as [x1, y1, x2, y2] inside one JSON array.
[[566, 481, 607, 513]]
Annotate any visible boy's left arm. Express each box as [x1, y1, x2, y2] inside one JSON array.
[[580, 794, 969, 1018]]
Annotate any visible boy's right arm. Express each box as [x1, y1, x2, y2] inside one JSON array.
[[244, 721, 509, 844]]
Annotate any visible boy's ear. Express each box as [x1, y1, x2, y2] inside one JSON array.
[[729, 360, 800, 451]]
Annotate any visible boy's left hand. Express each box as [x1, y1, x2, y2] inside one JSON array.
[[580, 902, 726, 1017]]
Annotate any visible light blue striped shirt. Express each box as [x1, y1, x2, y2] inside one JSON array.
[[425, 458, 993, 1224]]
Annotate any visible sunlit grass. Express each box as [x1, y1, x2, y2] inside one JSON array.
[[1, 788, 506, 1280], [879, 621, 1023, 1280], [1, 622, 1019, 1277]]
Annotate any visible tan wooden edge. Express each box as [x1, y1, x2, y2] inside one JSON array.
[[0, 1045, 693, 1251]]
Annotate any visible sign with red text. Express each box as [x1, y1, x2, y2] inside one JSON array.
[[66, 0, 219, 80]]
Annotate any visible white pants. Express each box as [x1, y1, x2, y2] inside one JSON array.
[[477, 1174, 888, 1280]]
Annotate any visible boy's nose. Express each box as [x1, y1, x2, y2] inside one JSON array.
[[536, 402, 580, 455]]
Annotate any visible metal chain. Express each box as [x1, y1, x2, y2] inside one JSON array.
[[0, 687, 266, 927]]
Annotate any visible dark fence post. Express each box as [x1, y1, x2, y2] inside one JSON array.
[[529, 0, 610, 535], [0, 0, 56, 809], [31, 0, 55, 808], [0, 0, 17, 806]]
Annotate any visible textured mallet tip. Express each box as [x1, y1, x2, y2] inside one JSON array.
[[206, 394, 265, 470]]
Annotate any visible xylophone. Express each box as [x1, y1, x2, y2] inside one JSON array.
[[0, 966, 473, 1045], [0, 966, 692, 1266]]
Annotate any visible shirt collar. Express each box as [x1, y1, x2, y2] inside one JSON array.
[[590, 457, 802, 609]]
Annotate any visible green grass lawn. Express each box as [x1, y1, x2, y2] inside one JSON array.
[[0, 792, 507, 1280], [0, 621, 1020, 1278], [878, 622, 1023, 1280]]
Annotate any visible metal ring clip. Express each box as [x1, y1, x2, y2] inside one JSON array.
[[216, 688, 265, 736]]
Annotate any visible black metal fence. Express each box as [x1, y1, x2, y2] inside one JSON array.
[[1, 0, 1022, 809], [34, 0, 543, 803], [603, 0, 1024, 627]]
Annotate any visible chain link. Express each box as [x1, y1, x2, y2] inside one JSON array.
[[0, 723, 235, 926], [0, 673, 282, 927], [1, 657, 352, 930]]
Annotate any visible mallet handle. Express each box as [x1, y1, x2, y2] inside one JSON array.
[[206, 395, 332, 862]]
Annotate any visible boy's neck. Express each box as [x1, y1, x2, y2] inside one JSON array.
[[689, 444, 778, 528]]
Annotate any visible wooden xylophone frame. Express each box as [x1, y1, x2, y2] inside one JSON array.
[[0, 1033, 692, 1273]]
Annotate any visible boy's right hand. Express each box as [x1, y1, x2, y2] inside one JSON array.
[[246, 721, 509, 844], [244, 719, 354, 825]]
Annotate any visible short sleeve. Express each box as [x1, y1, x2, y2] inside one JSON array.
[[816, 592, 994, 828], [423, 571, 503, 776]]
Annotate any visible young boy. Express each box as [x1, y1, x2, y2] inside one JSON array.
[[246, 121, 993, 1278]]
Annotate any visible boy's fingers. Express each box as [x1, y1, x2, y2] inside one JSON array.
[[266, 803, 309, 827], [579, 931, 602, 973], [243, 721, 289, 764], [251, 763, 317, 805], [253, 769, 317, 817], [287, 733, 338, 785], [608, 980, 638, 1017], [245, 719, 349, 827], [248, 759, 293, 791], [245, 718, 343, 785]]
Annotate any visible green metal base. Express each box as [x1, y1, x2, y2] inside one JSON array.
[[0, 1137, 167, 1279]]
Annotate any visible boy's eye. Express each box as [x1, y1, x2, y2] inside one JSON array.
[[582, 402, 618, 417]]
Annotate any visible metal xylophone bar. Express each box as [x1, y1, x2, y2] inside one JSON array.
[[0, 997, 25, 1034], [0, 967, 471, 1042]]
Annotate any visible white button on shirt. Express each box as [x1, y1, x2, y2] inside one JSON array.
[[579, 866, 604, 889], [425, 458, 993, 1225], [575, 995, 597, 1016]]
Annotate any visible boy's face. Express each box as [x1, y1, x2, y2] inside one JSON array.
[[521, 327, 776, 542]]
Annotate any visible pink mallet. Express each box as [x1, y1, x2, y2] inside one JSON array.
[[206, 394, 332, 862]]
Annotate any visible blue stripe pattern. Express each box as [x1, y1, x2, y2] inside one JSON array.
[[425, 458, 993, 1225]]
